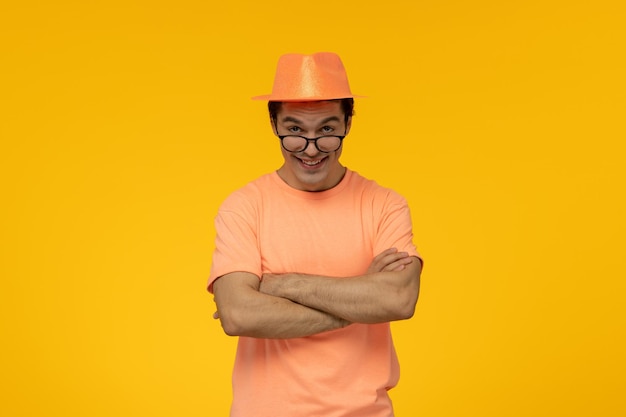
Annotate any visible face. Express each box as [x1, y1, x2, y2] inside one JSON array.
[[273, 101, 351, 192]]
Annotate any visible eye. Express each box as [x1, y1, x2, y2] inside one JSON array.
[[288, 126, 302, 134], [321, 126, 334, 134]]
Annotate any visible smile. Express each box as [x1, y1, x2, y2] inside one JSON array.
[[301, 159, 322, 166], [297, 156, 327, 169]]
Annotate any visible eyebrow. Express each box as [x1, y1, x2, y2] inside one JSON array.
[[280, 116, 342, 125]]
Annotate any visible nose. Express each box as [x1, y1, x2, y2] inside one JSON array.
[[301, 139, 320, 156]]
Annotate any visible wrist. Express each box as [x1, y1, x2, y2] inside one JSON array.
[[282, 273, 308, 301], [260, 272, 296, 298], [331, 315, 351, 330]]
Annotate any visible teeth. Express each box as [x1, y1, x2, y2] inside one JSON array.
[[301, 159, 322, 166]]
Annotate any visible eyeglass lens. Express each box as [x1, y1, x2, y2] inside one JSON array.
[[282, 136, 342, 152]]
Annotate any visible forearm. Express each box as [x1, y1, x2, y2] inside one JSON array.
[[213, 272, 349, 339], [225, 293, 349, 339], [261, 258, 421, 324]]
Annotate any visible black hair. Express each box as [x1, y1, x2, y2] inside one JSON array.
[[268, 98, 354, 126]]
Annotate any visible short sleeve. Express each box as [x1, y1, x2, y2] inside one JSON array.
[[373, 191, 422, 265], [207, 192, 263, 293]]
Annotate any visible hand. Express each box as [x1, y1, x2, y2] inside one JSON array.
[[367, 248, 412, 274], [212, 294, 220, 319]]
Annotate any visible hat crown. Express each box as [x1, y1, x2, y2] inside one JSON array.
[[252, 52, 361, 101]]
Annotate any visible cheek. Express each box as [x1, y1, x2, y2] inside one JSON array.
[[279, 145, 290, 159]]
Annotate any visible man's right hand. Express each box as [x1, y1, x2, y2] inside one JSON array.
[[367, 248, 413, 274]]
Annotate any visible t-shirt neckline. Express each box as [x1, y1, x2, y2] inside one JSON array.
[[269, 169, 353, 200]]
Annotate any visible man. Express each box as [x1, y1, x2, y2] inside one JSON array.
[[208, 52, 422, 417]]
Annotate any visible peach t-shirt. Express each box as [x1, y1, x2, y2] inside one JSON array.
[[209, 169, 420, 417]]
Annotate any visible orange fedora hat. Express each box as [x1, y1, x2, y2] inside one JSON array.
[[252, 52, 364, 101]]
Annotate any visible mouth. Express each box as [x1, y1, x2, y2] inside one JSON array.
[[296, 156, 327, 170]]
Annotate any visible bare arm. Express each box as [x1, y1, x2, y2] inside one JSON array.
[[212, 249, 414, 337], [260, 251, 422, 324], [212, 271, 349, 339]]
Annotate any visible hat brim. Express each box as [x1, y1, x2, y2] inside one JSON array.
[[251, 94, 366, 101]]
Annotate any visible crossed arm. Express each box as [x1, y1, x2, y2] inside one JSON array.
[[212, 248, 422, 339]]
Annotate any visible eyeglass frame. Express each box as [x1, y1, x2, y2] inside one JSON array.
[[273, 120, 348, 154]]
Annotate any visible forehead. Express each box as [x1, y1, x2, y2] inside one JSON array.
[[277, 101, 344, 122]]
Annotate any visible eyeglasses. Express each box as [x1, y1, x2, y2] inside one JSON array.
[[277, 134, 346, 153]]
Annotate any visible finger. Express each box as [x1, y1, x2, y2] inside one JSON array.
[[378, 251, 409, 268], [368, 249, 406, 273], [368, 248, 413, 274], [373, 248, 398, 261], [371, 248, 401, 268], [381, 255, 413, 272]]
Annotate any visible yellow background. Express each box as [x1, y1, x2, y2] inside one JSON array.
[[1, 1, 625, 416]]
